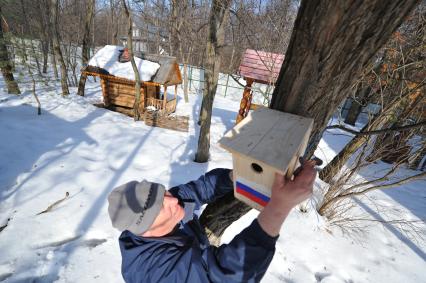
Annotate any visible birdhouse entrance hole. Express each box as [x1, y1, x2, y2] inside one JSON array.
[[251, 163, 263, 173]]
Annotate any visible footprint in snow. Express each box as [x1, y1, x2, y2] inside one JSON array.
[[314, 271, 332, 282]]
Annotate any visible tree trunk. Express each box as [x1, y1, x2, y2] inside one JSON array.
[[0, 7, 20, 95], [200, 0, 419, 244], [122, 0, 142, 121], [50, 0, 69, 95], [40, 0, 58, 78], [40, 39, 48, 74], [194, 0, 231, 163], [20, 0, 42, 76], [77, 0, 95, 96], [49, 39, 58, 78], [199, 193, 251, 247], [170, 0, 178, 57], [110, 0, 118, 45], [269, 0, 419, 159], [183, 62, 189, 102]]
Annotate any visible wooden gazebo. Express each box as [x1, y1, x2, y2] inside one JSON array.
[[82, 51, 182, 118], [236, 49, 284, 123]]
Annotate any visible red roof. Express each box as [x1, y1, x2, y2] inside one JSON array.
[[238, 49, 284, 84]]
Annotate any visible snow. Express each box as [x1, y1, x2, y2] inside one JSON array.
[[88, 45, 160, 81], [0, 67, 425, 282]]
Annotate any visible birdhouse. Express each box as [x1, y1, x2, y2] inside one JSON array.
[[218, 108, 314, 210]]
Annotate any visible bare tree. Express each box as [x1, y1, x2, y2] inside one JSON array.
[[195, 0, 231, 163], [199, 0, 420, 244], [110, 0, 119, 45], [122, 0, 142, 120], [321, 4, 425, 183], [318, 134, 426, 219], [0, 7, 20, 95], [35, 0, 49, 74], [270, 1, 419, 159], [50, 0, 69, 95], [77, 0, 95, 96]]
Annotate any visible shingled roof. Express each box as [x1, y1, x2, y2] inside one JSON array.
[[134, 52, 182, 86], [238, 49, 284, 85]]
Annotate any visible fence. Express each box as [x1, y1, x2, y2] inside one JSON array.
[[178, 64, 273, 105]]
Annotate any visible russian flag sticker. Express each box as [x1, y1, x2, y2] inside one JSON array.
[[236, 181, 270, 207]]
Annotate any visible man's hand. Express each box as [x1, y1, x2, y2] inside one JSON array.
[[257, 159, 317, 237], [269, 159, 316, 212]]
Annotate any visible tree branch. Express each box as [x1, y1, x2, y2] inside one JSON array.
[[326, 120, 426, 136], [343, 171, 426, 198]]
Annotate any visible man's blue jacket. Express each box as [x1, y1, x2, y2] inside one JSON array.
[[118, 168, 278, 283]]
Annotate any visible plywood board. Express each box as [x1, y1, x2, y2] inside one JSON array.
[[219, 108, 313, 174]]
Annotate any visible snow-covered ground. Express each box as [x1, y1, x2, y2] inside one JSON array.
[[0, 71, 425, 283]]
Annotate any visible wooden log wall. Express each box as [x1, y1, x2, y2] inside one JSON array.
[[104, 80, 146, 111]]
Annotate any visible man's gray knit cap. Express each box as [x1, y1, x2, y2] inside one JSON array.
[[107, 180, 165, 235]]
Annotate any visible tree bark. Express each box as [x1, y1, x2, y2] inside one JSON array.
[[183, 62, 189, 102], [195, 0, 231, 163], [50, 0, 69, 95], [110, 0, 118, 45], [269, 0, 419, 158], [41, 0, 59, 79], [200, 0, 419, 244], [77, 0, 95, 96], [122, 0, 142, 120], [0, 7, 20, 95], [199, 193, 251, 247]]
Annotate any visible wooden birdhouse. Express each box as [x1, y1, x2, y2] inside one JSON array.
[[218, 108, 314, 210]]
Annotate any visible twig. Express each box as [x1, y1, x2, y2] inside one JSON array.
[[325, 120, 426, 136], [36, 192, 70, 215], [341, 171, 426, 198]]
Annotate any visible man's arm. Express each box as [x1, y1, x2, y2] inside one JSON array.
[[202, 160, 317, 282], [202, 218, 277, 282], [168, 168, 233, 209], [257, 159, 317, 236]]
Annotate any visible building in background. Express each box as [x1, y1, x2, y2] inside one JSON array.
[[120, 14, 168, 54]]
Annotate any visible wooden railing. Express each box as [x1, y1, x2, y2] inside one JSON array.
[[146, 97, 176, 114]]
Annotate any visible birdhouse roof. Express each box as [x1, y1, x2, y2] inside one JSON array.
[[219, 108, 313, 174]]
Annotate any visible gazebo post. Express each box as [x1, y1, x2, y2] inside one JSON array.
[[162, 85, 168, 112], [100, 78, 110, 107], [236, 78, 254, 124]]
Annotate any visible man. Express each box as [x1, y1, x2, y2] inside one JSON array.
[[108, 160, 317, 283]]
